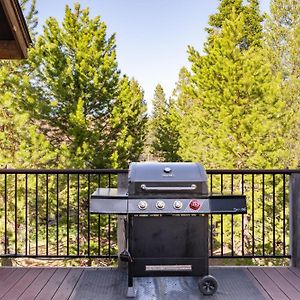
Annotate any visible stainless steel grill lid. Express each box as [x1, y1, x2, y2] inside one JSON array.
[[128, 162, 208, 198]]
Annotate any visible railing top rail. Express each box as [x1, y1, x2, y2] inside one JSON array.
[[207, 169, 300, 175], [0, 168, 299, 175], [0, 169, 128, 174]]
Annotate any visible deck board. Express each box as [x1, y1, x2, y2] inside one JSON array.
[[0, 268, 28, 298], [35, 268, 70, 300], [51, 268, 83, 300], [275, 268, 300, 292], [244, 268, 272, 300], [247, 268, 289, 300], [19, 268, 57, 300], [262, 267, 300, 299], [289, 267, 300, 278], [1, 268, 42, 300], [0, 266, 299, 299]]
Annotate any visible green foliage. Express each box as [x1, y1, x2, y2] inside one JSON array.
[[23, 4, 145, 168], [0, 68, 55, 168], [207, 0, 264, 49], [149, 84, 181, 162], [179, 12, 287, 169], [20, 0, 38, 38], [110, 76, 147, 168], [26, 4, 119, 168], [265, 0, 300, 167]]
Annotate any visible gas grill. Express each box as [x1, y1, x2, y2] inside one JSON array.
[[90, 162, 247, 297]]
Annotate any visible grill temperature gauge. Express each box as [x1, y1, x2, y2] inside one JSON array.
[[156, 200, 165, 210], [138, 201, 148, 210]]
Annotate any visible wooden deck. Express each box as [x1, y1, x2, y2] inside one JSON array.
[[0, 266, 299, 299]]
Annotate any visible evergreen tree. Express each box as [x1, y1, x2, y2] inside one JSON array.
[[149, 84, 167, 161], [25, 4, 121, 168], [110, 76, 147, 168], [152, 84, 167, 121], [0, 0, 51, 169], [207, 0, 264, 49], [172, 67, 192, 118], [207, 0, 243, 33], [0, 71, 55, 168], [265, 0, 300, 166], [20, 0, 38, 38], [179, 12, 287, 169], [150, 84, 181, 162]]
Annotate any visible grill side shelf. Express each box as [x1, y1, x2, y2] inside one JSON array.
[[208, 194, 247, 214], [90, 188, 128, 214]]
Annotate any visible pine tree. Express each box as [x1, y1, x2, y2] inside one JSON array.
[[179, 12, 287, 169], [150, 84, 181, 162], [265, 0, 300, 166], [0, 0, 52, 169], [25, 4, 121, 168], [20, 0, 38, 38], [149, 84, 167, 161], [207, 0, 244, 33], [172, 67, 193, 119], [110, 76, 147, 168], [207, 0, 264, 49], [0, 73, 55, 168]]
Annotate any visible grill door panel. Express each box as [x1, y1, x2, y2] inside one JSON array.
[[129, 215, 208, 276]]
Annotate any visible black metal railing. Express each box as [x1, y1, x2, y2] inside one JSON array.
[[0, 169, 297, 260], [207, 170, 292, 260], [0, 169, 127, 259]]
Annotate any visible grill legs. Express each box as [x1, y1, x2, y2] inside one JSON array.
[[127, 262, 136, 298]]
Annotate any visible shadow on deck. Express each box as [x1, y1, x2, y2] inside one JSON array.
[[0, 266, 299, 299]]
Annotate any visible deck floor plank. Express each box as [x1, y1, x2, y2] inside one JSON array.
[[248, 267, 289, 300], [18, 268, 57, 300], [0, 266, 299, 299], [262, 267, 300, 300], [0, 268, 16, 279], [244, 268, 272, 300], [289, 267, 300, 278], [276, 267, 300, 292], [35, 268, 70, 300], [0, 268, 29, 298], [51, 269, 84, 300], [1, 268, 42, 300]]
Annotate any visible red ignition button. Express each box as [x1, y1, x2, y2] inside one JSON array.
[[189, 199, 201, 210]]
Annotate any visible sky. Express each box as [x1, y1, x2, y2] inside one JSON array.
[[36, 0, 270, 110]]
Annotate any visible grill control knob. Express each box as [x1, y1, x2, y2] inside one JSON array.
[[173, 200, 183, 210], [189, 199, 201, 210], [138, 201, 148, 210], [156, 200, 165, 210]]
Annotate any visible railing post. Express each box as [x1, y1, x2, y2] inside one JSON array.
[[289, 173, 300, 267], [117, 173, 128, 269]]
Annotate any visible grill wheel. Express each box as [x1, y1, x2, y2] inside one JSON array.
[[198, 275, 218, 296]]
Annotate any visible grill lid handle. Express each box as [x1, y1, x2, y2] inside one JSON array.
[[140, 184, 197, 191]]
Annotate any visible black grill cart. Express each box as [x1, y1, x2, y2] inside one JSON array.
[[90, 162, 247, 297]]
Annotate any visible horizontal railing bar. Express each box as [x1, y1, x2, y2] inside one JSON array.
[[0, 255, 118, 259], [0, 169, 128, 174], [0, 254, 289, 259], [209, 255, 291, 259], [207, 169, 299, 175], [0, 169, 299, 175]]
